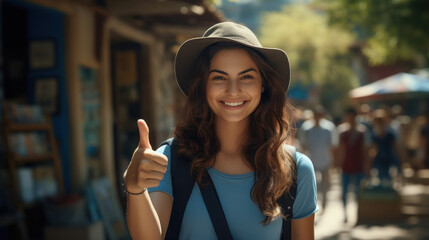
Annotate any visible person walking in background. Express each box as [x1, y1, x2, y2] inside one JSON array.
[[370, 109, 407, 186], [337, 107, 370, 223], [300, 105, 337, 212]]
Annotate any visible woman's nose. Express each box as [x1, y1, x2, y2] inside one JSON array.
[[226, 79, 240, 94]]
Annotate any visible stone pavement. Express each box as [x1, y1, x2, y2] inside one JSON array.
[[314, 170, 429, 240]]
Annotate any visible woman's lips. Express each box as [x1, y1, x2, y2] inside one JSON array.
[[220, 100, 248, 109]]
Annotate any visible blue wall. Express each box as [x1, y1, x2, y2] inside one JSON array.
[[5, 0, 71, 193]]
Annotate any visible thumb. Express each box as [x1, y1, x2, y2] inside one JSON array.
[[137, 119, 152, 150]]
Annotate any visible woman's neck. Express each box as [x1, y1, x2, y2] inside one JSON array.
[[215, 118, 248, 154], [213, 118, 254, 174]]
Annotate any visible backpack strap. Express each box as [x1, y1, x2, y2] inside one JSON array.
[[162, 138, 195, 240], [199, 169, 234, 240], [279, 145, 298, 240], [162, 139, 298, 240]]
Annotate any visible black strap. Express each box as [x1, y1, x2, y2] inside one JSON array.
[[198, 169, 234, 240], [279, 180, 297, 240], [279, 145, 298, 240], [163, 138, 195, 240]]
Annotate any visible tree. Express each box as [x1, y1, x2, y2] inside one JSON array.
[[258, 4, 358, 113], [318, 0, 429, 66]]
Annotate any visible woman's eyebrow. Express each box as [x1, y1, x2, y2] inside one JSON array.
[[209, 69, 227, 75], [209, 68, 257, 75], [239, 68, 257, 75]]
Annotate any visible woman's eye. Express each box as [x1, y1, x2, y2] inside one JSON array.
[[213, 76, 225, 80], [242, 75, 254, 80]]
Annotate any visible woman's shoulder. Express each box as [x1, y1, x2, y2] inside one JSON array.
[[284, 145, 312, 168], [295, 150, 310, 163], [156, 141, 172, 157], [294, 151, 315, 175]]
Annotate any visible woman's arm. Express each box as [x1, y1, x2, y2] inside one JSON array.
[[292, 153, 317, 240], [126, 191, 172, 240], [124, 120, 172, 239], [292, 214, 315, 240]]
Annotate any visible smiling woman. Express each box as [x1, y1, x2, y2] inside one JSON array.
[[123, 22, 318, 240], [206, 47, 263, 124]]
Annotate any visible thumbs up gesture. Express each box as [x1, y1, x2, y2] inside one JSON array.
[[123, 119, 168, 194]]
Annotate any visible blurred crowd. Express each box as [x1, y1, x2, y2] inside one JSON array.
[[291, 104, 429, 222]]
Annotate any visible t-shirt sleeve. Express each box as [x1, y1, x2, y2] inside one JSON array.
[[147, 144, 173, 199], [292, 152, 319, 219]]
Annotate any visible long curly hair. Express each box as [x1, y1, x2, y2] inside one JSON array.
[[174, 42, 296, 224]]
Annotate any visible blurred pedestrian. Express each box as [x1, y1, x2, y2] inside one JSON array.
[[123, 22, 318, 239], [370, 109, 407, 186], [300, 105, 336, 212], [337, 107, 369, 222]]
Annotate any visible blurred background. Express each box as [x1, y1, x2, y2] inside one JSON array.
[[0, 0, 428, 239]]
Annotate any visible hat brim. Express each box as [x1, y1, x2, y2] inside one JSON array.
[[174, 37, 291, 96]]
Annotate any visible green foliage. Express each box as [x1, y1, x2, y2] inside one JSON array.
[[259, 4, 358, 110], [318, 0, 429, 65]]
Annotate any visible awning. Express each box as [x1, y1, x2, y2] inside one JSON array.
[[349, 73, 429, 101], [106, 0, 224, 31]]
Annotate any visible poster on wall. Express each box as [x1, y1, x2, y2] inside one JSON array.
[[79, 66, 101, 175], [29, 40, 56, 69]]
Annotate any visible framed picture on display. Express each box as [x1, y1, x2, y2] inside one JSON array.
[[29, 40, 56, 70]]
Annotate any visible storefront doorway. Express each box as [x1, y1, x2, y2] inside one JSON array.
[[110, 35, 152, 208]]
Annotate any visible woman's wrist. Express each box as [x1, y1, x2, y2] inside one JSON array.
[[126, 188, 147, 196], [123, 183, 147, 196]]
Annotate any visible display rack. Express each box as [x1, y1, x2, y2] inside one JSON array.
[[1, 102, 64, 208]]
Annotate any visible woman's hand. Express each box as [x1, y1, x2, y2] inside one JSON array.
[[123, 119, 168, 194]]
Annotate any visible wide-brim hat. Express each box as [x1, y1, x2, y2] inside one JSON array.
[[174, 21, 291, 96]]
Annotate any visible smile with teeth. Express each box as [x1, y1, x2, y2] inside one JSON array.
[[222, 101, 245, 107]]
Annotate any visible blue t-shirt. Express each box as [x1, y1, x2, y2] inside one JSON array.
[[149, 144, 318, 240]]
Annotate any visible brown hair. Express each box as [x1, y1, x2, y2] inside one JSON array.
[[174, 42, 296, 224]]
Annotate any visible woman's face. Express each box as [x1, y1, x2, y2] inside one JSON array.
[[206, 48, 263, 124]]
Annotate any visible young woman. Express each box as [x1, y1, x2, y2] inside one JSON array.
[[123, 22, 318, 240]]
